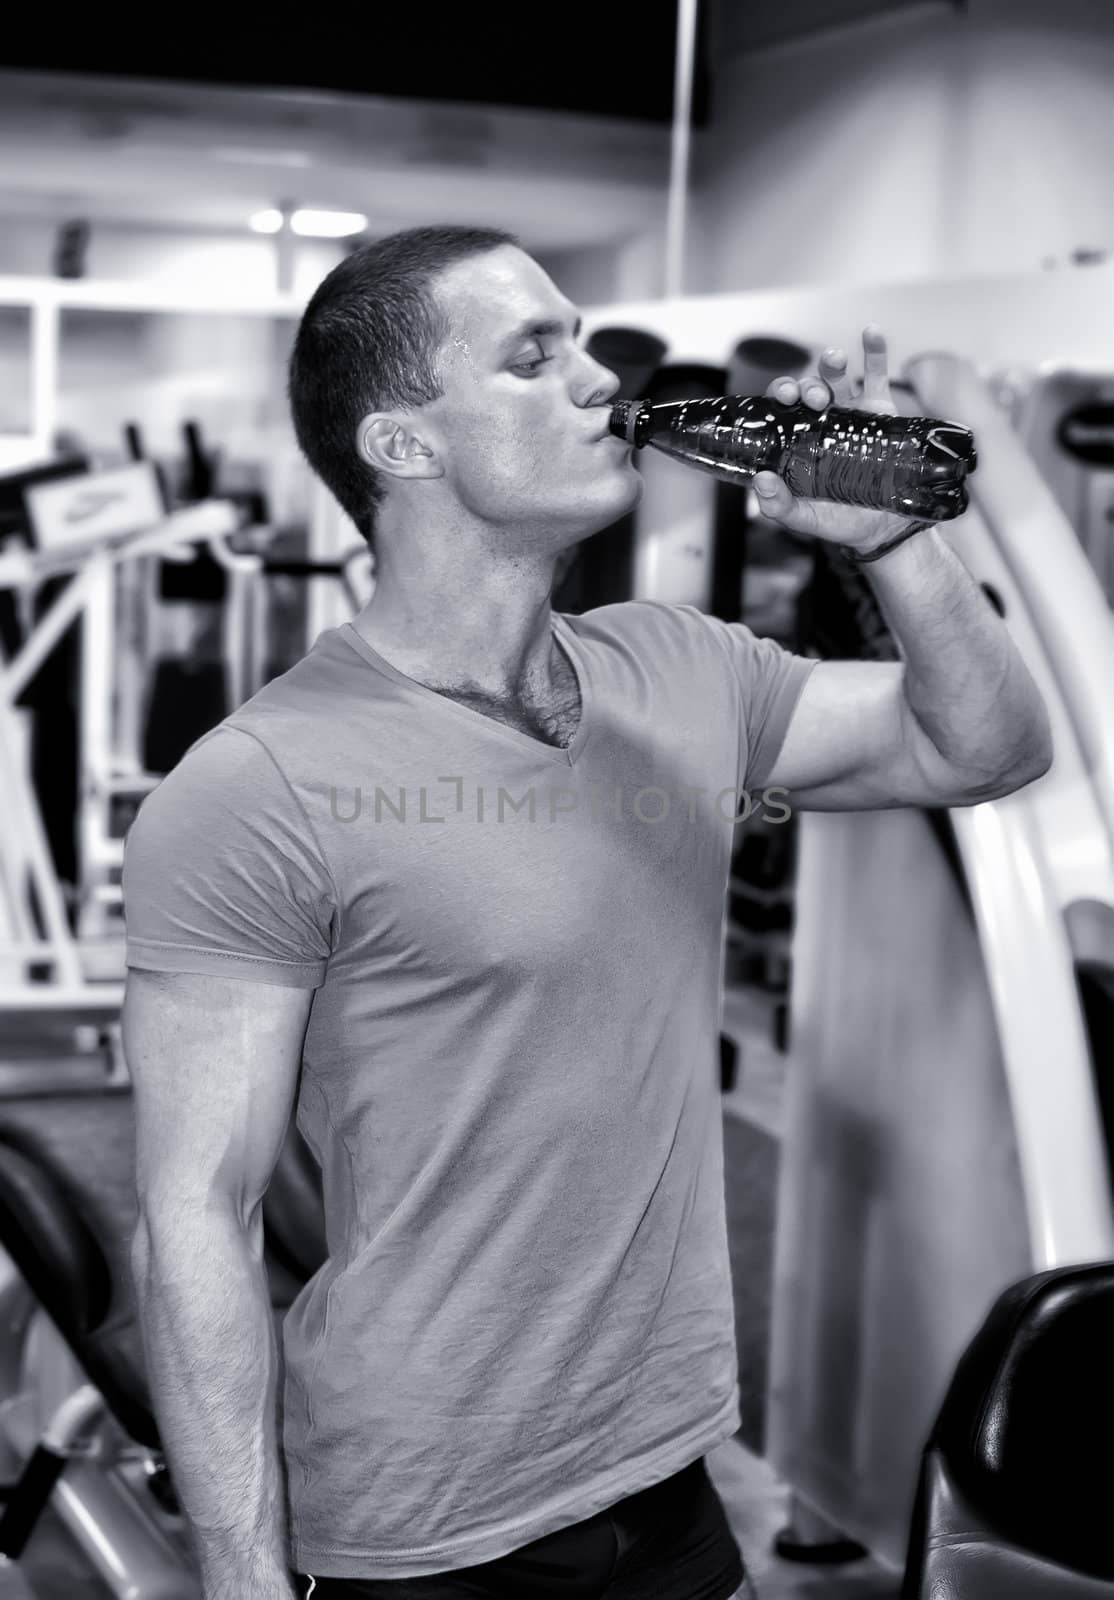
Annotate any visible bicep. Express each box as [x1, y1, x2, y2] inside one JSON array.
[[762, 659, 1001, 811], [122, 969, 314, 1226]]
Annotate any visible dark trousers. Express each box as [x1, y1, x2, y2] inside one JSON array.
[[295, 1456, 746, 1599]]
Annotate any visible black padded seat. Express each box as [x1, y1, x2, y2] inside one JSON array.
[[904, 1262, 1114, 1598]]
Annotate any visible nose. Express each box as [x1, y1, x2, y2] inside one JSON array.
[[574, 349, 622, 410]]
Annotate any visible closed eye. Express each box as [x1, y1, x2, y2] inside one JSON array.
[[512, 350, 552, 375]]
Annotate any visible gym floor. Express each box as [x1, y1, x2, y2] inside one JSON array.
[[2, 979, 901, 1600]]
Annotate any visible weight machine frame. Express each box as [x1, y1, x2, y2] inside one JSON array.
[[0, 499, 240, 1016]]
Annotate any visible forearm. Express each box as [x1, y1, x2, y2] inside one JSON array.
[[131, 1206, 295, 1598], [858, 525, 1052, 786]]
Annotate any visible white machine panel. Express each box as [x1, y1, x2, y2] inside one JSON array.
[[25, 462, 163, 556]]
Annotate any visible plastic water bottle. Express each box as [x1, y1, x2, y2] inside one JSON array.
[[608, 394, 977, 521]]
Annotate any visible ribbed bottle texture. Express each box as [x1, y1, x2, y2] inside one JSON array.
[[608, 395, 977, 521]]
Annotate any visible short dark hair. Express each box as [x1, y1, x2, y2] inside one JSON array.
[[287, 224, 519, 552]]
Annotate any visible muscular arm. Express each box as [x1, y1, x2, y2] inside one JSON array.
[[765, 528, 1052, 810], [124, 969, 314, 1600], [755, 335, 1052, 809], [860, 524, 1051, 790]]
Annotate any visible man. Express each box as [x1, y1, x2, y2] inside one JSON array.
[[121, 225, 1052, 1600]]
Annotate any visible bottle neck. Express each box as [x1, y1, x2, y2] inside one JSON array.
[[607, 399, 648, 446]]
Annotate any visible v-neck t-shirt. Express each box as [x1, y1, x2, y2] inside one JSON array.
[[122, 599, 817, 1580]]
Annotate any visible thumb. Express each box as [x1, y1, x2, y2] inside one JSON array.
[[753, 471, 790, 518]]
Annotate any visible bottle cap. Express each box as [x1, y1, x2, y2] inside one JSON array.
[[607, 400, 645, 445]]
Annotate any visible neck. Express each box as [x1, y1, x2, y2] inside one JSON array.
[[350, 514, 567, 697]]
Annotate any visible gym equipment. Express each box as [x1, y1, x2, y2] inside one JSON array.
[[0, 465, 240, 1006], [205, 529, 374, 711], [714, 339, 817, 993], [123, 420, 171, 512], [587, 326, 668, 405], [630, 361, 727, 609], [141, 657, 228, 777], [180, 420, 215, 504], [1, 985, 1105, 1592], [903, 1262, 1114, 1597], [1014, 368, 1114, 607], [767, 352, 1114, 1573], [713, 337, 812, 626], [0, 449, 367, 1591], [142, 420, 263, 777], [0, 453, 371, 994], [0, 457, 91, 546], [0, 1109, 327, 1598], [0, 459, 92, 902]]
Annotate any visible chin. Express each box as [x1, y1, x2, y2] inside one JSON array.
[[544, 471, 642, 545], [610, 470, 643, 518], [606, 472, 643, 515]]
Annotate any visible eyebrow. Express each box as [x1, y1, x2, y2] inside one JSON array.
[[498, 313, 583, 355]]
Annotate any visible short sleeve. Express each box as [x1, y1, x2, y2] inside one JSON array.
[[699, 613, 820, 792], [122, 726, 336, 988]]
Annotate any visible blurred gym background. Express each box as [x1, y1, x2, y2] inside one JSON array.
[[1, 3, 1114, 1597]]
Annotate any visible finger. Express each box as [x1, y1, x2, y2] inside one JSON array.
[[752, 472, 787, 518], [765, 378, 800, 405], [801, 378, 831, 414], [752, 471, 817, 534], [861, 324, 891, 405], [818, 347, 854, 406]]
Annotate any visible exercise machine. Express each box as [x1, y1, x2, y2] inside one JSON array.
[[0, 465, 236, 1596], [902, 1259, 1114, 1596], [1014, 366, 1114, 608], [0, 459, 373, 996], [0, 458, 370, 1594], [0, 1111, 327, 1598], [0, 463, 241, 1010], [767, 352, 1114, 1582]]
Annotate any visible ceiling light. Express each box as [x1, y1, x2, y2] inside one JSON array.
[[249, 209, 284, 234], [290, 209, 368, 238]]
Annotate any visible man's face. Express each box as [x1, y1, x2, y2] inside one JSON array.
[[419, 246, 642, 546]]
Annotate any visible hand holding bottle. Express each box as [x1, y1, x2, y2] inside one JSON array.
[[607, 326, 976, 562], [751, 326, 934, 559]]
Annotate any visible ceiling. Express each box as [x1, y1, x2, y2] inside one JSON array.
[[0, 1, 959, 254], [710, 0, 961, 57], [0, 70, 674, 251], [0, 6, 704, 127]]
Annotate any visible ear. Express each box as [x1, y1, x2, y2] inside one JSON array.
[[355, 413, 444, 482]]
